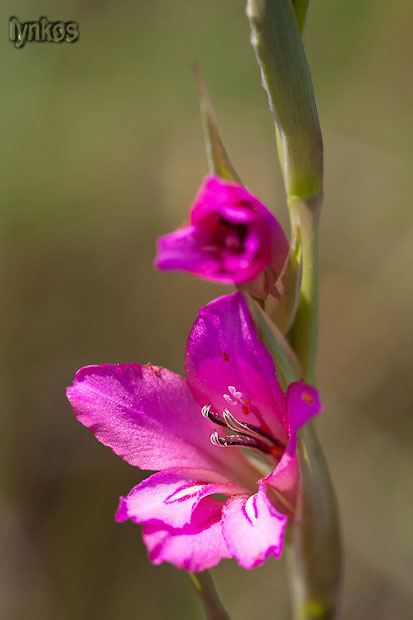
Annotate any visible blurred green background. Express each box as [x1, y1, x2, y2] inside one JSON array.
[[2, 1, 413, 618]]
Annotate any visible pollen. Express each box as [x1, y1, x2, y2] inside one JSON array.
[[241, 405, 249, 415], [270, 444, 283, 458], [301, 391, 314, 405], [222, 351, 230, 362], [146, 363, 161, 376]]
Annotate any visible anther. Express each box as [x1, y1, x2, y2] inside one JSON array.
[[222, 408, 283, 448], [201, 404, 211, 418], [210, 431, 273, 454], [203, 405, 285, 458], [201, 404, 227, 427]]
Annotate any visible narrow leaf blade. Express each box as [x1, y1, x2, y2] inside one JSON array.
[[192, 64, 241, 183]]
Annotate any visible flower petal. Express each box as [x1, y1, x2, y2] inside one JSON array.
[[185, 292, 288, 444], [115, 467, 244, 529], [261, 434, 300, 511], [221, 485, 288, 569], [192, 177, 289, 271], [155, 225, 223, 279], [286, 380, 322, 434], [66, 363, 227, 471], [142, 498, 231, 572]]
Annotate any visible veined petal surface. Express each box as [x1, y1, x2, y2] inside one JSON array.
[[142, 498, 231, 572], [221, 484, 288, 569], [116, 467, 244, 529], [186, 292, 288, 444], [67, 364, 227, 471]]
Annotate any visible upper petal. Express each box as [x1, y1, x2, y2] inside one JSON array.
[[185, 292, 288, 444], [142, 497, 231, 572], [286, 380, 322, 435], [66, 363, 229, 471], [221, 484, 288, 569], [116, 467, 244, 529], [155, 225, 224, 279], [191, 176, 289, 276]]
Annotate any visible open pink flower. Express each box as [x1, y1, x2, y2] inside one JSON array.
[[155, 176, 289, 299], [66, 293, 321, 571]]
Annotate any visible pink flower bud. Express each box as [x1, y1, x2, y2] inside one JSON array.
[[155, 175, 289, 299]]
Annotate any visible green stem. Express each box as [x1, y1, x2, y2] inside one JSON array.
[[189, 572, 230, 620], [288, 424, 342, 620], [288, 195, 320, 384], [287, 196, 342, 620], [247, 0, 323, 201], [247, 3, 342, 617]]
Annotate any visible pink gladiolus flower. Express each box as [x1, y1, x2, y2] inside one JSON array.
[[66, 293, 321, 571], [155, 176, 289, 299]]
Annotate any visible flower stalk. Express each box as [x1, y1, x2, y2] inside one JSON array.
[[189, 572, 230, 620], [288, 196, 342, 620], [288, 196, 320, 384], [247, 1, 342, 618], [247, 0, 323, 202]]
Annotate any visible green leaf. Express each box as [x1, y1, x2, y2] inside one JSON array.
[[192, 64, 241, 183], [292, 0, 312, 35]]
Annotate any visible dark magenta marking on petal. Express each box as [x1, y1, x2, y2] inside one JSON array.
[[251, 495, 259, 520], [164, 482, 207, 505], [241, 500, 253, 525]]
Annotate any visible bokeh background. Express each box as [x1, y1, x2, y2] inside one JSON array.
[[2, 1, 413, 618]]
